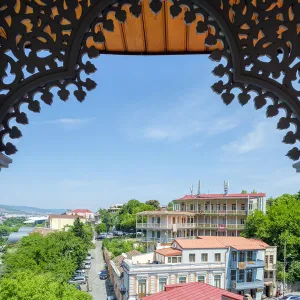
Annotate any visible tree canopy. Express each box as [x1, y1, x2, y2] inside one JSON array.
[[242, 192, 300, 262], [145, 200, 160, 209], [116, 199, 156, 231], [0, 270, 91, 300]]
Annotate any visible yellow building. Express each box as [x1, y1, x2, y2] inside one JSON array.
[[48, 215, 87, 231]]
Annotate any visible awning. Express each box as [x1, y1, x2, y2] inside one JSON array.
[[264, 281, 273, 286]]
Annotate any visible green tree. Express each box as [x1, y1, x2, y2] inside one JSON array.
[[0, 270, 92, 300], [167, 202, 173, 211], [95, 223, 106, 235], [241, 190, 248, 194], [242, 193, 300, 261], [145, 200, 160, 209], [71, 218, 85, 240], [116, 199, 155, 231], [288, 261, 300, 283], [250, 189, 257, 194]]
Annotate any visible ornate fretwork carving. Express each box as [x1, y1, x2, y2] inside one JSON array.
[[0, 0, 299, 166]]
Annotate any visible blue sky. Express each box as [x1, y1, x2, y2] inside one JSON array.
[[1, 55, 299, 210]]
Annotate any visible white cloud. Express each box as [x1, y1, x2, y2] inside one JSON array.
[[43, 118, 95, 129], [137, 90, 238, 142], [222, 121, 276, 154]]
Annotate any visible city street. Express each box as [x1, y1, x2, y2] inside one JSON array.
[[84, 240, 109, 300]]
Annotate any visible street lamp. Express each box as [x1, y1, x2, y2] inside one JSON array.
[[120, 285, 126, 300]]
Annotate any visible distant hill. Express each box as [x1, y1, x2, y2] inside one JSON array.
[[0, 204, 66, 215]]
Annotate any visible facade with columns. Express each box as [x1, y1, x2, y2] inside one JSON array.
[[136, 193, 266, 244]]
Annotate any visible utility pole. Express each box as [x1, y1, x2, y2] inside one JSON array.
[[283, 238, 286, 296]]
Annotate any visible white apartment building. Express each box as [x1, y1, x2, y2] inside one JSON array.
[[121, 236, 275, 300], [136, 193, 266, 244], [108, 204, 123, 213]]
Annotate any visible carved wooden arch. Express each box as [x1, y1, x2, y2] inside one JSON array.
[[0, 0, 300, 169]]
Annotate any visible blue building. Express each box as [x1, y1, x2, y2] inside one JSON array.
[[225, 240, 267, 300]]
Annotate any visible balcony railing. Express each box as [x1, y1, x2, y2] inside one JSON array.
[[265, 263, 276, 270], [202, 210, 247, 215], [197, 224, 245, 230], [136, 237, 176, 243], [136, 223, 198, 229], [231, 280, 264, 290], [231, 259, 265, 269]]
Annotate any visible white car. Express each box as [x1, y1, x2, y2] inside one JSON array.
[[86, 254, 92, 260], [84, 262, 91, 269]]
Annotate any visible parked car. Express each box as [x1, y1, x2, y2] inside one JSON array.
[[86, 254, 92, 260], [280, 296, 300, 300], [68, 276, 86, 285], [107, 296, 116, 300], [83, 261, 91, 269], [96, 234, 106, 240], [74, 269, 85, 277], [99, 270, 108, 280]]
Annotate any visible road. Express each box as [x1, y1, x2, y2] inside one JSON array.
[[85, 240, 108, 300]]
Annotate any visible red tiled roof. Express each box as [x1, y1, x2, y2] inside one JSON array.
[[155, 248, 182, 257], [143, 282, 244, 300], [72, 209, 93, 213], [174, 236, 268, 250], [176, 193, 266, 200]]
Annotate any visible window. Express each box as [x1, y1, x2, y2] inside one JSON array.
[[232, 204, 236, 210], [249, 203, 253, 211], [231, 270, 236, 281], [241, 204, 245, 211], [264, 271, 268, 279], [168, 257, 171, 263], [246, 269, 252, 282], [190, 204, 194, 211], [240, 219, 245, 225], [215, 253, 221, 262], [198, 204, 201, 211], [201, 253, 208, 262], [270, 271, 273, 278], [232, 251, 237, 261], [152, 217, 155, 223], [138, 279, 147, 298], [247, 251, 253, 261], [239, 252, 245, 262], [178, 276, 186, 284], [178, 257, 182, 263], [211, 204, 214, 210], [197, 275, 205, 283], [239, 270, 245, 281], [189, 254, 196, 262], [214, 275, 221, 288], [157, 231, 160, 239], [223, 204, 227, 210], [265, 255, 269, 264], [152, 231, 155, 238], [205, 203, 208, 210], [217, 203, 221, 210], [270, 255, 274, 263], [172, 257, 177, 263], [157, 217, 161, 224], [159, 278, 167, 292]]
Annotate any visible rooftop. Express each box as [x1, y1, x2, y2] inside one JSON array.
[[155, 248, 182, 257], [143, 282, 244, 300], [176, 193, 266, 201], [71, 209, 93, 213], [137, 211, 195, 216], [48, 214, 85, 219], [174, 236, 269, 250]]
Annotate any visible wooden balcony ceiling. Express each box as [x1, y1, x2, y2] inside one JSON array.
[[87, 0, 223, 54], [137, 211, 195, 216]]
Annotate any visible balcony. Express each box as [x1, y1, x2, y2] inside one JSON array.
[[231, 260, 265, 269], [231, 280, 264, 290], [202, 210, 247, 215], [265, 263, 276, 270], [197, 224, 245, 230], [136, 236, 175, 243], [136, 223, 197, 230]]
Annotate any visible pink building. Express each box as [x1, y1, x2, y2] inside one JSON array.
[[67, 209, 94, 219]]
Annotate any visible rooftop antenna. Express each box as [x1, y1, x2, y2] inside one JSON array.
[[224, 180, 229, 196], [190, 184, 193, 196], [197, 180, 201, 196]]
